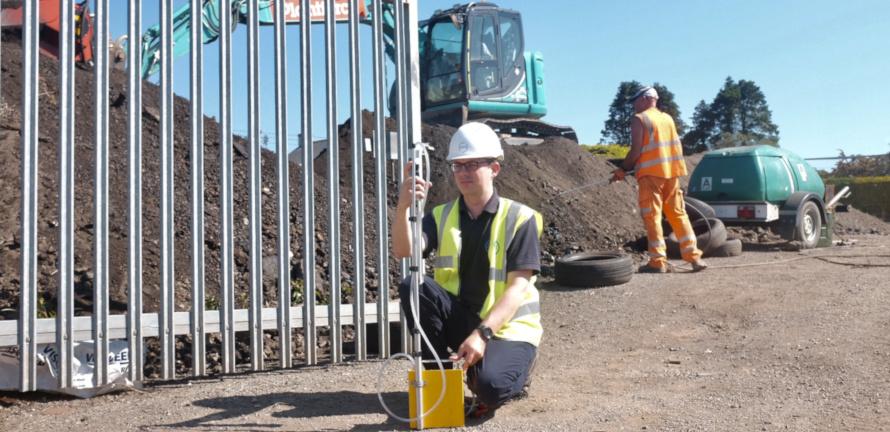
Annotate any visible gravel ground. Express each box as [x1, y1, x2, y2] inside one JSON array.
[[2, 234, 889, 431]]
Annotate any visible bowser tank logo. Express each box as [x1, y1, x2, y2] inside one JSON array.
[[701, 176, 712, 192]]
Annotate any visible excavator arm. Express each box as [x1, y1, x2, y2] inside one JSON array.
[[138, 0, 381, 79]]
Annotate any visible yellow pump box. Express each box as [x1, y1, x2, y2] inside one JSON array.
[[408, 368, 465, 429]]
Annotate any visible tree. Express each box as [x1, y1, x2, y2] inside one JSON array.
[[683, 100, 715, 153], [832, 145, 890, 177], [600, 81, 685, 145], [684, 77, 779, 152]]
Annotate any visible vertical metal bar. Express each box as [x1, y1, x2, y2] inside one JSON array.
[[159, 0, 175, 380], [300, 0, 316, 366], [127, 0, 144, 384], [399, 2, 423, 425], [348, 0, 366, 361], [57, 0, 75, 389], [394, 0, 406, 216], [189, 0, 205, 377], [406, 8, 425, 426], [247, 0, 263, 372], [393, 0, 410, 355], [93, 0, 110, 387], [274, 0, 292, 369], [324, 0, 342, 364], [372, 0, 390, 359], [18, 0, 39, 392], [219, 0, 236, 373], [406, 0, 422, 144]]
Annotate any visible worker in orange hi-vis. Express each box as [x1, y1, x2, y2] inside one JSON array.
[[610, 85, 708, 273]]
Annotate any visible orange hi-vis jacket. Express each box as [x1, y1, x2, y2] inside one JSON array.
[[634, 107, 688, 179]]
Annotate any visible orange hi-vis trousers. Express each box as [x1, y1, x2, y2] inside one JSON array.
[[638, 176, 702, 269]]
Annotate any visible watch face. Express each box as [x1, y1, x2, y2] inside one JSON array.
[[478, 325, 493, 341]]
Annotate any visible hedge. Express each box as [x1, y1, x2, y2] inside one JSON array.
[[584, 143, 629, 159], [825, 177, 890, 221]]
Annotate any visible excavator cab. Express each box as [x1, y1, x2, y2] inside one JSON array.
[[421, 4, 541, 121], [419, 2, 576, 142]]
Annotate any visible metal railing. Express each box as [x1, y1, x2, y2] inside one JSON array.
[[1, 0, 421, 392]]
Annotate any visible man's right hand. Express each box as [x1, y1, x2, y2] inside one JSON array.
[[397, 161, 432, 210], [610, 167, 626, 183], [450, 330, 486, 370]]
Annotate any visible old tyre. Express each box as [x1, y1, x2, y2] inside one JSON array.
[[666, 217, 727, 257], [663, 196, 717, 235], [707, 238, 743, 257], [684, 196, 717, 221], [555, 252, 634, 288], [691, 217, 727, 254], [796, 200, 822, 249]]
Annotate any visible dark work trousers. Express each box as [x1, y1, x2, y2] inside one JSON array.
[[399, 276, 537, 407]]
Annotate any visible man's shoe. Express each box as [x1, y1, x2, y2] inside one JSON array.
[[468, 401, 493, 419], [691, 259, 709, 272], [638, 264, 670, 274]]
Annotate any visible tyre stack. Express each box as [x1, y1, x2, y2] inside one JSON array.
[[552, 198, 745, 289], [663, 197, 743, 258]]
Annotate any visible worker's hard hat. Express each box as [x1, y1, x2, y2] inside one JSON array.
[[629, 85, 658, 103], [446, 122, 504, 161]]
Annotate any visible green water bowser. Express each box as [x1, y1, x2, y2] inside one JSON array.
[[687, 145, 833, 248]]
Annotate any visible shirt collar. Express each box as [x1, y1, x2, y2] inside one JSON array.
[[459, 189, 500, 215]]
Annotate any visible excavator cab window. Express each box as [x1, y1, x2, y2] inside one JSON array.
[[498, 11, 526, 102], [424, 17, 466, 105], [468, 12, 500, 96]]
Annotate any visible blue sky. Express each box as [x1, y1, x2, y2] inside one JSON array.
[[109, 0, 890, 171]]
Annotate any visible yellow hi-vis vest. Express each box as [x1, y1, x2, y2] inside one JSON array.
[[635, 107, 688, 179], [430, 197, 544, 346]]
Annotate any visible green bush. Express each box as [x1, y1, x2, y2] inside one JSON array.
[[825, 177, 890, 221], [584, 143, 629, 159]]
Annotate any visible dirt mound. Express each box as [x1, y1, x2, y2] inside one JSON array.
[[835, 206, 889, 235], [416, 126, 645, 261], [1, 33, 320, 318]]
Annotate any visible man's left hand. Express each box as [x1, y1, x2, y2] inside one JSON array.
[[450, 331, 486, 370], [610, 168, 626, 183]]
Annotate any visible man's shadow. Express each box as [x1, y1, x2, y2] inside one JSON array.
[[154, 389, 492, 431], [154, 390, 410, 430]]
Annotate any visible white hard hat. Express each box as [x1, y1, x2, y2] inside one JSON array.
[[447, 122, 504, 161], [629, 85, 658, 103]]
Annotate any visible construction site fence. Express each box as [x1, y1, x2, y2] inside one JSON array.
[[1, 0, 423, 393]]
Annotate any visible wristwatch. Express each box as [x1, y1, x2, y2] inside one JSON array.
[[476, 324, 494, 342]]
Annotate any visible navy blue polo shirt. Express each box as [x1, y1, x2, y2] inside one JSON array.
[[421, 191, 541, 315]]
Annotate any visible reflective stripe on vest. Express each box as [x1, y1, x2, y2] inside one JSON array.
[[431, 197, 544, 346], [635, 108, 688, 179]]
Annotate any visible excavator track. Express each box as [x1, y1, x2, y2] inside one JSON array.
[[476, 117, 578, 143]]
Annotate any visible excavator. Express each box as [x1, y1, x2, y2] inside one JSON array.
[[1, 0, 577, 142]]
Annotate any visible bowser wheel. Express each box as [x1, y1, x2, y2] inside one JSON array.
[[796, 200, 822, 249]]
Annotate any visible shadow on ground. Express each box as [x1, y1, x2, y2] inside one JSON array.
[[151, 390, 409, 431], [150, 389, 497, 431], [0, 390, 76, 408]]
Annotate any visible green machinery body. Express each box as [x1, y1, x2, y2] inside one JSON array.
[[688, 145, 835, 248]]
